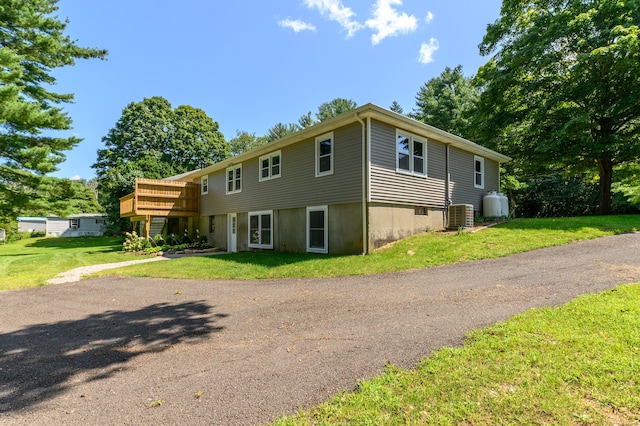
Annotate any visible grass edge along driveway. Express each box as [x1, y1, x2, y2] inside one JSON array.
[[273, 282, 640, 425], [0, 237, 152, 291], [95, 215, 640, 281]]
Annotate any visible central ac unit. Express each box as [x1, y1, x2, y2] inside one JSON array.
[[448, 204, 474, 229]]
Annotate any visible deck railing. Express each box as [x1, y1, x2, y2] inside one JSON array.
[[119, 178, 200, 218]]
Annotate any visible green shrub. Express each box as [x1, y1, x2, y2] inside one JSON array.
[[165, 233, 181, 246], [10, 232, 32, 242], [30, 230, 46, 238], [143, 246, 163, 254], [122, 231, 149, 252]]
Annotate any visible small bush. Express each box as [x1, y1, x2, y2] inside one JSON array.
[[10, 232, 32, 242], [30, 230, 46, 238], [144, 246, 164, 254]]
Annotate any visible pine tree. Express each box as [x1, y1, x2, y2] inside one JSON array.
[[0, 0, 107, 218]]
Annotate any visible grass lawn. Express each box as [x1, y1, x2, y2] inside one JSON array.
[[0, 236, 148, 291], [273, 282, 640, 425], [94, 215, 640, 281]]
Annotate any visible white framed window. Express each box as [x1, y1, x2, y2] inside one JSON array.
[[248, 210, 273, 249], [474, 156, 484, 189], [70, 218, 79, 229], [201, 175, 209, 195], [259, 150, 281, 181], [396, 130, 426, 176], [306, 206, 328, 254], [315, 132, 334, 177], [226, 165, 242, 194]]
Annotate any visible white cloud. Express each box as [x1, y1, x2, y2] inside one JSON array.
[[418, 38, 439, 64], [279, 18, 317, 32], [425, 11, 434, 24], [304, 0, 363, 37], [70, 175, 82, 180], [365, 0, 418, 45]]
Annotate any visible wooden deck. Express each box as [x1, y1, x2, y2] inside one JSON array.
[[120, 178, 200, 219]]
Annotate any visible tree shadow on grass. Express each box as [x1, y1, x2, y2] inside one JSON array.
[[0, 301, 227, 412], [206, 251, 348, 268]]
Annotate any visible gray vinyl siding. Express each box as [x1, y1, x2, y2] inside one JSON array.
[[449, 147, 500, 211], [46, 216, 106, 237], [200, 122, 363, 216], [17, 219, 46, 233], [369, 120, 447, 207], [46, 218, 70, 236]]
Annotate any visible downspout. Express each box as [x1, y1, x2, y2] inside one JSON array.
[[445, 143, 451, 228], [355, 112, 368, 255]]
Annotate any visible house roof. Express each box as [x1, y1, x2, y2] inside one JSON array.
[[46, 214, 107, 219], [17, 217, 46, 222], [183, 103, 511, 181]]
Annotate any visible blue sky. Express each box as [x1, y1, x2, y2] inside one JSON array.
[[50, 0, 502, 180]]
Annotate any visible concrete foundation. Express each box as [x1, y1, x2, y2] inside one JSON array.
[[368, 203, 445, 251]]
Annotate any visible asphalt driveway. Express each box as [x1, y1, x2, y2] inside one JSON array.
[[1, 232, 640, 425]]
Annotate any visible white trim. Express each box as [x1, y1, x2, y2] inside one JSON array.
[[201, 175, 209, 195], [474, 155, 485, 189], [306, 205, 328, 254], [248, 210, 273, 249], [258, 150, 282, 182], [315, 132, 334, 177], [225, 164, 242, 194], [395, 129, 427, 177]]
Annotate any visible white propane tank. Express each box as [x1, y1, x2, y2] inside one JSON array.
[[483, 191, 502, 217], [498, 192, 509, 217]]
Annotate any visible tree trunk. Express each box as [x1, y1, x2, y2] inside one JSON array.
[[597, 157, 613, 215]]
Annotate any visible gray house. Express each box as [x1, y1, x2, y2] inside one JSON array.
[[17, 217, 47, 233], [18, 214, 107, 237], [45, 214, 106, 237], [121, 104, 510, 254]]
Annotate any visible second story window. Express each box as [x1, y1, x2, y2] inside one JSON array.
[[226, 165, 242, 194], [201, 175, 209, 195], [315, 132, 334, 177], [259, 151, 281, 181], [396, 130, 426, 177], [474, 156, 484, 189]]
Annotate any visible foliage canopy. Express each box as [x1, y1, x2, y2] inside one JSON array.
[[477, 0, 640, 214], [93, 96, 229, 232], [412, 65, 478, 139], [0, 0, 107, 219]]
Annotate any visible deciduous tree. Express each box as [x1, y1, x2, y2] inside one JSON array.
[[94, 97, 229, 232], [228, 131, 268, 156], [477, 0, 640, 214]]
